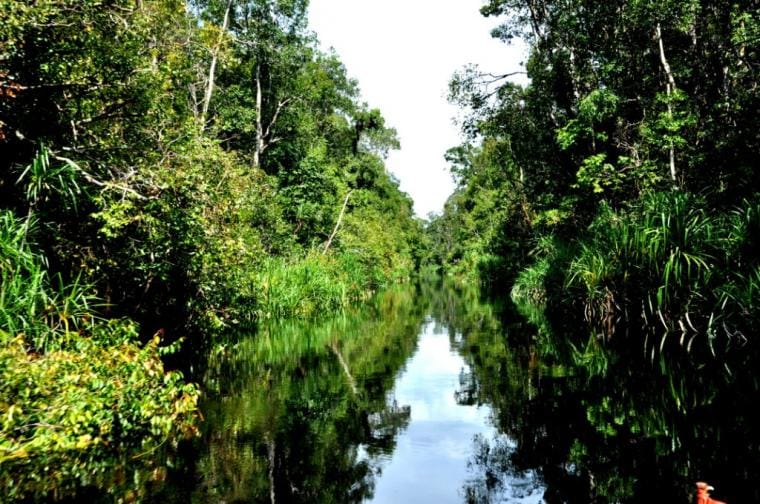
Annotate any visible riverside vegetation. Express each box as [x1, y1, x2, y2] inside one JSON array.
[[430, 1, 759, 382], [2, 0, 759, 501], [0, 0, 423, 497], [427, 2, 759, 500]]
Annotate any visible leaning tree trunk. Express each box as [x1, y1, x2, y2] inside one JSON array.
[[656, 23, 679, 187], [323, 190, 353, 254], [201, 0, 232, 129]]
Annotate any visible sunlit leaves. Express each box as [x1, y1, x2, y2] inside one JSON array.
[[0, 332, 199, 498]]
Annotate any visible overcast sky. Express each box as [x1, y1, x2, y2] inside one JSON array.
[[308, 0, 527, 217]]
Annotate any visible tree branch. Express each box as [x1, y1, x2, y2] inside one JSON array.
[[263, 97, 293, 141], [323, 190, 354, 255]]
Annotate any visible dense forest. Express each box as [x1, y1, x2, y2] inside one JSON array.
[[2, 0, 759, 500], [427, 5, 760, 499], [425, 5, 759, 498], [431, 0, 759, 368], [0, 0, 422, 493]]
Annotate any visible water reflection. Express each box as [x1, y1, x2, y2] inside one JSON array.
[[368, 322, 506, 503], [439, 283, 759, 503], [147, 283, 552, 503], [153, 287, 426, 503], [37, 282, 760, 502]]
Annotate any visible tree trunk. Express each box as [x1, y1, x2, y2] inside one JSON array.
[[323, 190, 353, 254], [201, 0, 232, 129], [253, 63, 264, 168], [656, 23, 678, 186]]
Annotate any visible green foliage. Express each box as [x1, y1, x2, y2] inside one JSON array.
[[250, 253, 376, 320], [435, 0, 760, 376], [1, 0, 421, 332], [447, 5, 760, 484], [1, 0, 422, 497], [559, 192, 760, 366], [0, 330, 199, 499], [0, 211, 98, 352], [557, 89, 620, 151], [511, 257, 551, 307], [278, 142, 341, 246], [0, 212, 198, 499], [16, 145, 81, 210], [426, 139, 531, 286]]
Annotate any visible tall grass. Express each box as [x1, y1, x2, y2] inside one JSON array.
[[250, 252, 379, 320], [511, 234, 575, 310], [0, 211, 97, 351]]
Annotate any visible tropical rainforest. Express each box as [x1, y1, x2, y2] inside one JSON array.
[[0, 0, 758, 501], [433, 0, 759, 371], [0, 0, 422, 494], [428, 3, 759, 498]]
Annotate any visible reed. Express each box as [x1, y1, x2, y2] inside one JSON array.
[[0, 211, 98, 351]]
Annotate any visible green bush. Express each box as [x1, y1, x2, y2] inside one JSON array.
[[0, 326, 199, 499], [508, 192, 760, 369], [0, 211, 199, 498]]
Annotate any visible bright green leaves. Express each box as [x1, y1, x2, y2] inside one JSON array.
[[352, 108, 400, 159], [563, 192, 758, 365], [0, 0, 422, 498], [0, 211, 199, 498], [557, 89, 620, 150], [16, 145, 81, 210], [0, 331, 199, 498], [574, 153, 620, 194], [578, 89, 620, 126], [0, 211, 100, 352], [642, 90, 697, 159], [556, 90, 629, 195], [278, 142, 341, 246]]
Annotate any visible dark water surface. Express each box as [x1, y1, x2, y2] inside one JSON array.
[[27, 284, 760, 502], [148, 285, 541, 503]]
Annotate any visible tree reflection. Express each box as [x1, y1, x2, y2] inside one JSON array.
[[57, 282, 760, 502], [437, 282, 759, 503], [149, 287, 425, 503]]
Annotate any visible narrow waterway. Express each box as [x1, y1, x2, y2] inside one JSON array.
[[139, 284, 549, 503], [366, 320, 542, 503], [48, 283, 758, 502]]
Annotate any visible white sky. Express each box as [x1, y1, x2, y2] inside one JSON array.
[[308, 0, 527, 217]]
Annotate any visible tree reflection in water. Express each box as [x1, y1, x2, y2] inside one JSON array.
[[57, 282, 760, 502], [150, 287, 425, 503], [435, 282, 759, 503]]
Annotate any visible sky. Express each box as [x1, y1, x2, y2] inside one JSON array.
[[308, 0, 527, 217]]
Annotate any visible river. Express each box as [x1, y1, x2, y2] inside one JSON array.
[[37, 283, 760, 502]]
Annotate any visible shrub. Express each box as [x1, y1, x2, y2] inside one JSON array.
[[0, 328, 199, 499], [563, 191, 760, 365], [0, 211, 199, 498]]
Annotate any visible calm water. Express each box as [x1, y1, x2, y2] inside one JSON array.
[[16, 283, 760, 502], [139, 285, 550, 503], [365, 321, 542, 504]]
